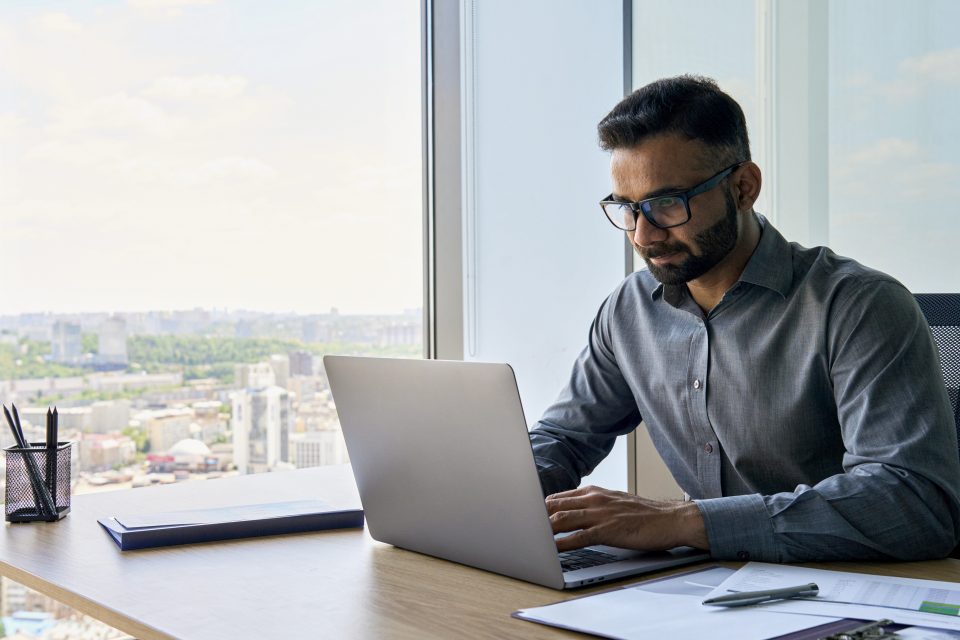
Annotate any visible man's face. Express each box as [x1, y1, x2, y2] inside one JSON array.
[[610, 134, 741, 286]]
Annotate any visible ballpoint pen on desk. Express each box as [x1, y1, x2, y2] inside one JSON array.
[[4, 403, 58, 520], [702, 582, 820, 607]]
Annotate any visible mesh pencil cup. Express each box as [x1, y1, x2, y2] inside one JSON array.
[[4, 442, 71, 522]]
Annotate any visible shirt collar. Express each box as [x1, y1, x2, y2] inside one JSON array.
[[736, 213, 793, 299], [647, 213, 793, 303]]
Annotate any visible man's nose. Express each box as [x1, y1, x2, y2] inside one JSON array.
[[631, 214, 668, 247]]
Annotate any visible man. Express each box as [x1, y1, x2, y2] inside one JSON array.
[[531, 75, 960, 563]]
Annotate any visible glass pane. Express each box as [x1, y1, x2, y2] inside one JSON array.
[[0, 1, 422, 492], [828, 0, 960, 292], [631, 0, 757, 270]]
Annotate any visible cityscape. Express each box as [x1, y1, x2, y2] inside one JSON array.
[[0, 307, 422, 638]]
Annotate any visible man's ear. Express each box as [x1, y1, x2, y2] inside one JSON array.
[[734, 162, 762, 211]]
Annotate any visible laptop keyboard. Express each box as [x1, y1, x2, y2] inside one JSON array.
[[559, 548, 619, 572]]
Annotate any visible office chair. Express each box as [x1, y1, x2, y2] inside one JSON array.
[[915, 294, 960, 559], [915, 294, 960, 445]]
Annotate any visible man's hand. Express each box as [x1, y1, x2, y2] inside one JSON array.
[[545, 485, 709, 553]]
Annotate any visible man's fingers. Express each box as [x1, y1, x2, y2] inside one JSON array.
[[547, 485, 599, 500], [545, 495, 590, 515], [554, 528, 595, 552], [549, 507, 597, 534]]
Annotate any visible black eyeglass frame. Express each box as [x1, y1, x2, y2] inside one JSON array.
[[599, 161, 746, 231]]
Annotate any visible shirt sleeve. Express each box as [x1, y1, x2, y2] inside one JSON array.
[[530, 291, 642, 497], [697, 279, 960, 562]]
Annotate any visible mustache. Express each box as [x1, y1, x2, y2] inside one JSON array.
[[638, 243, 689, 260]]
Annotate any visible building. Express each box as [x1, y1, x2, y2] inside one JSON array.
[[377, 321, 421, 347], [167, 438, 219, 472], [132, 408, 194, 454], [97, 316, 128, 366], [231, 386, 291, 474], [90, 400, 131, 433], [0, 576, 72, 620], [269, 354, 290, 388], [1, 610, 56, 637], [302, 319, 334, 344], [235, 362, 275, 389], [291, 430, 349, 468], [18, 406, 91, 435], [50, 321, 82, 364], [288, 350, 314, 376], [191, 400, 226, 443], [76, 433, 137, 472]]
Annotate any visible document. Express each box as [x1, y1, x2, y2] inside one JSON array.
[[98, 499, 364, 551], [513, 566, 841, 640], [706, 563, 960, 632]]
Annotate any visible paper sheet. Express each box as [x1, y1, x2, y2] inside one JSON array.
[[706, 563, 960, 632], [514, 566, 841, 640]]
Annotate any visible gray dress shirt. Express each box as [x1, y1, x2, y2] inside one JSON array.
[[530, 215, 960, 562]]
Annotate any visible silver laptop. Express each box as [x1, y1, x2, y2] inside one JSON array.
[[323, 355, 709, 590]]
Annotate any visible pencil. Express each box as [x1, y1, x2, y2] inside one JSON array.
[[5, 404, 57, 520]]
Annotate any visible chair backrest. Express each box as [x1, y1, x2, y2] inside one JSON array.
[[915, 294, 960, 450]]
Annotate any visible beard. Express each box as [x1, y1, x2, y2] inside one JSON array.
[[638, 190, 740, 286]]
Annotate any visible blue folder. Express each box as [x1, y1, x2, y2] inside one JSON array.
[[98, 499, 364, 551]]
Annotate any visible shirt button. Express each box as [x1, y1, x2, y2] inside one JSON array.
[[737, 551, 750, 561], [693, 379, 702, 389], [704, 443, 713, 454]]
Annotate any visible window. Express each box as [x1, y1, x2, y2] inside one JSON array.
[[631, 0, 960, 286], [1, 0, 422, 632], [0, 3, 421, 485], [827, 0, 960, 291]]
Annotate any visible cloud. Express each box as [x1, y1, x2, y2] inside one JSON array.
[[47, 92, 181, 136], [835, 137, 922, 172], [127, 0, 219, 18], [144, 75, 248, 101], [899, 48, 960, 86], [128, 0, 218, 8], [831, 137, 960, 209], [844, 47, 960, 103], [35, 12, 82, 33], [182, 156, 278, 186]]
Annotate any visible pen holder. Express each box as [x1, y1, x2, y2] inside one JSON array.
[[4, 442, 71, 523]]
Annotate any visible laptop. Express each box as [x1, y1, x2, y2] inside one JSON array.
[[323, 355, 710, 590]]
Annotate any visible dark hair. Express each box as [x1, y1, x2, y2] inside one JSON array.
[[597, 75, 750, 165]]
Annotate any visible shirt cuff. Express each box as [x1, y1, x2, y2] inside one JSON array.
[[534, 460, 578, 497], [695, 493, 780, 562]]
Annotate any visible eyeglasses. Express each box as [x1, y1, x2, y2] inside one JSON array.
[[599, 161, 744, 231]]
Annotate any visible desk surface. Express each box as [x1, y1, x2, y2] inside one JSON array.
[[2, 465, 960, 640]]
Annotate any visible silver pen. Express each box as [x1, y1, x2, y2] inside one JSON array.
[[702, 582, 819, 607]]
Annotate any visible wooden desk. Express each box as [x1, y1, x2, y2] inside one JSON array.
[[2, 465, 959, 640]]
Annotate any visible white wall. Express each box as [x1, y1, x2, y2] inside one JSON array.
[[459, 0, 628, 489]]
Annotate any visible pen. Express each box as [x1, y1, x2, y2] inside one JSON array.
[[45, 408, 57, 503], [4, 404, 58, 520], [702, 582, 819, 607]]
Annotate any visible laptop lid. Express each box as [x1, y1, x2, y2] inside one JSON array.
[[324, 356, 708, 590]]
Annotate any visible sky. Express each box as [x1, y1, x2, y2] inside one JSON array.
[[3, 1, 958, 316], [633, 0, 960, 293], [0, 0, 422, 315]]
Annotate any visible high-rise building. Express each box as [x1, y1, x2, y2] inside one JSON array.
[[288, 350, 314, 376], [97, 316, 128, 366], [292, 430, 349, 468], [269, 354, 290, 388], [231, 386, 291, 474], [234, 362, 275, 389], [50, 320, 82, 363]]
